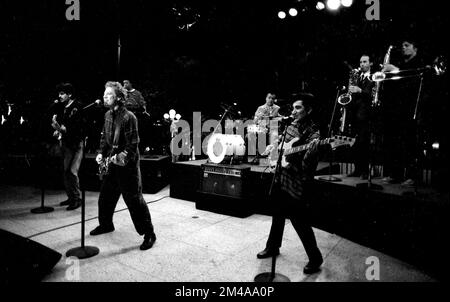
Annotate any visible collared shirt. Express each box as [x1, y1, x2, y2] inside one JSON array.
[[279, 118, 320, 200], [99, 106, 140, 164], [254, 104, 280, 121]]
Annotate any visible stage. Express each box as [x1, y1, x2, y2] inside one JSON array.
[[0, 156, 446, 281], [170, 159, 449, 280]]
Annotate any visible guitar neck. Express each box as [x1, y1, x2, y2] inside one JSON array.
[[284, 139, 325, 156]]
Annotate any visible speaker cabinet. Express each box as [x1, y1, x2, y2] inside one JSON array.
[[0, 229, 62, 282], [200, 163, 250, 198], [197, 163, 252, 217]]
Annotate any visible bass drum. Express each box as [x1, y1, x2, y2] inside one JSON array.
[[206, 134, 246, 164]]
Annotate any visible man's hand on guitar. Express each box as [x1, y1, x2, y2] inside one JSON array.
[[96, 154, 103, 165], [111, 151, 128, 166]]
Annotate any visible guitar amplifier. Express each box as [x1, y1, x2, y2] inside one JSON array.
[[200, 163, 250, 198]]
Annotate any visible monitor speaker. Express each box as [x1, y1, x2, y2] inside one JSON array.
[[0, 229, 62, 282]]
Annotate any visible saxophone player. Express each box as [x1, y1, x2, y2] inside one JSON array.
[[346, 54, 375, 179]]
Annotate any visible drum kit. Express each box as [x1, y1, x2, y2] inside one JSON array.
[[206, 133, 246, 165]]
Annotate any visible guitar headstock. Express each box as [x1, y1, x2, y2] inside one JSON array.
[[328, 135, 356, 149]]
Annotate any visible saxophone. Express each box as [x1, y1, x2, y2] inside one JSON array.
[[338, 68, 361, 106], [372, 45, 393, 107], [338, 67, 360, 133]]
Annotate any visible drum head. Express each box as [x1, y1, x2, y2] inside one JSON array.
[[207, 134, 227, 164]]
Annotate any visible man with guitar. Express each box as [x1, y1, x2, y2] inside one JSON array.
[[256, 93, 325, 275], [90, 81, 156, 251], [51, 83, 84, 211]]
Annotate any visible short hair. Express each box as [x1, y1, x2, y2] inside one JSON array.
[[291, 92, 315, 110], [105, 81, 127, 101], [360, 54, 372, 62], [402, 38, 418, 49], [56, 83, 74, 95]]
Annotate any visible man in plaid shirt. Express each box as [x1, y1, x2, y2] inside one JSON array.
[[90, 81, 156, 251], [257, 93, 324, 275]]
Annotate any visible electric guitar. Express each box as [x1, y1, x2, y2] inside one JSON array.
[[51, 114, 63, 141], [276, 135, 355, 168], [97, 149, 128, 180]]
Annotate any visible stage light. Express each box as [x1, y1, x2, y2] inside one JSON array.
[[341, 0, 353, 8], [169, 109, 176, 119], [163, 113, 170, 119], [289, 8, 298, 17], [316, 2, 325, 10], [175, 114, 181, 120], [1, 115, 6, 125], [432, 142, 440, 150], [326, 0, 341, 11], [20, 116, 25, 125], [278, 11, 286, 19]]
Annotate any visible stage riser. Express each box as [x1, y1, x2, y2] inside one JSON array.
[[170, 160, 448, 280]]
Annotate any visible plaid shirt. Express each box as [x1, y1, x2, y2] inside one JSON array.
[[279, 117, 320, 200], [99, 106, 140, 164]]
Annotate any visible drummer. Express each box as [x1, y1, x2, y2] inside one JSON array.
[[252, 92, 281, 159], [253, 92, 281, 126]]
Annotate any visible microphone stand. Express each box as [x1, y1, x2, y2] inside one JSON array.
[[66, 104, 100, 259], [31, 100, 60, 214], [254, 123, 290, 283], [403, 73, 425, 197], [319, 87, 342, 182]]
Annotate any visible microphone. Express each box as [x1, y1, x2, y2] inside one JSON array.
[[83, 99, 102, 110], [279, 115, 294, 124]]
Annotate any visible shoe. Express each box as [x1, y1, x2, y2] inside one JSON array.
[[66, 200, 81, 211], [90, 225, 115, 236], [381, 176, 400, 184], [60, 199, 72, 206], [303, 256, 323, 275], [140, 233, 156, 250], [256, 248, 280, 259], [401, 178, 415, 187]]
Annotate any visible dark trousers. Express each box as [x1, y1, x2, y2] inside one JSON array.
[[62, 141, 83, 201], [266, 190, 322, 262], [352, 119, 370, 175], [97, 163, 154, 236]]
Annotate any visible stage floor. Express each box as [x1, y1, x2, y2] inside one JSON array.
[[0, 184, 436, 282]]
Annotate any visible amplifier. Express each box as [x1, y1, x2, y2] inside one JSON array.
[[201, 163, 250, 198]]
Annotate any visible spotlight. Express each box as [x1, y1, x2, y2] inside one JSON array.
[[163, 113, 170, 119], [341, 0, 353, 7], [288, 8, 298, 17], [432, 142, 440, 150], [326, 0, 341, 11], [278, 11, 286, 19], [316, 2, 325, 10], [175, 113, 181, 120], [169, 109, 176, 119]]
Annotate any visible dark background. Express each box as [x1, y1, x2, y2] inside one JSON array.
[[0, 0, 448, 155]]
